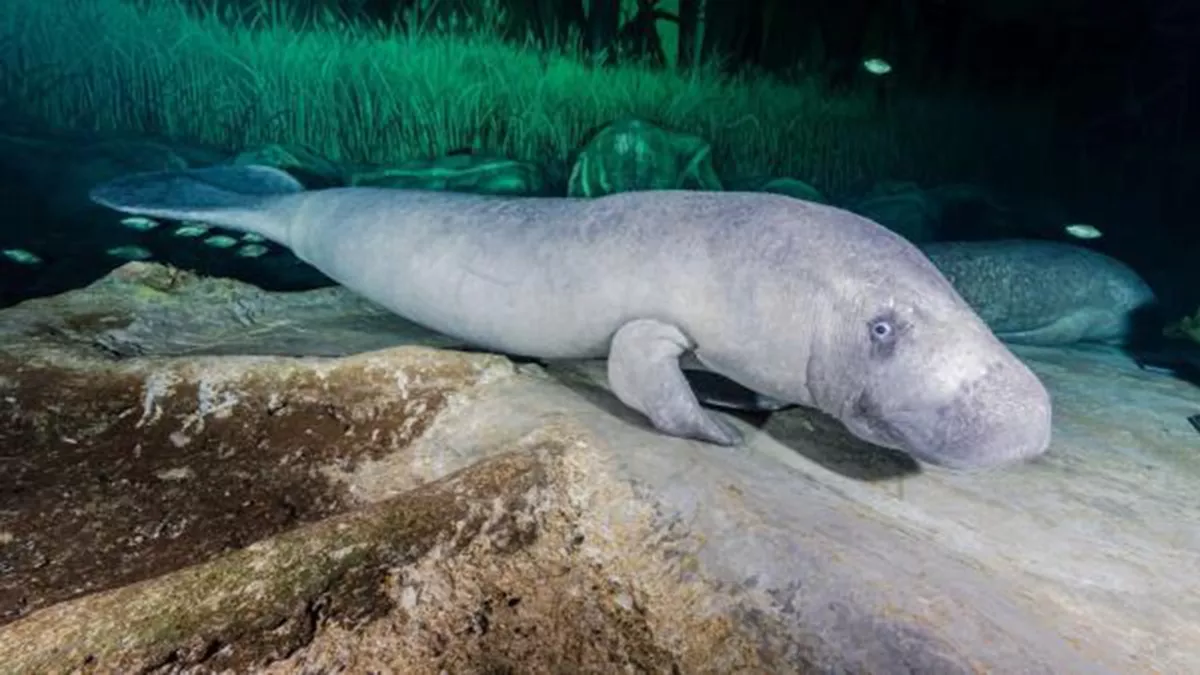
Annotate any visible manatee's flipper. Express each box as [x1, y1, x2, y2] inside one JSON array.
[[607, 319, 742, 445], [89, 165, 305, 245]]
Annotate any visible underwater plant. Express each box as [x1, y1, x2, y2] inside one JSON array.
[[0, 0, 1059, 200]]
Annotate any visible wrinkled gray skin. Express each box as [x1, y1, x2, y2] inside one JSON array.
[[921, 240, 1158, 346], [90, 165, 1052, 470]]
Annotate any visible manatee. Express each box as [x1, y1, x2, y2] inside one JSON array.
[[90, 166, 1053, 470], [920, 239, 1158, 346]]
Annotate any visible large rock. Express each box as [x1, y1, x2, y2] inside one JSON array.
[[0, 263, 1196, 673], [0, 262, 461, 360]]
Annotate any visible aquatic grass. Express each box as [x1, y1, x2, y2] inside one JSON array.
[[0, 0, 1060, 200]]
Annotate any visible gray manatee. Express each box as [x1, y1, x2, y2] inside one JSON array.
[[920, 239, 1158, 346], [89, 166, 1052, 470]]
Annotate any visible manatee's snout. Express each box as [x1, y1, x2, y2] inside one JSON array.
[[892, 354, 1052, 470], [848, 340, 1053, 471]]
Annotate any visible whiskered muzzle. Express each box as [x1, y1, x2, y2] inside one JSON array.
[[898, 357, 1053, 470]]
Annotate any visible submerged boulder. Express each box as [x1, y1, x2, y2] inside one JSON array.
[[848, 180, 939, 243], [1164, 307, 1200, 343], [726, 175, 827, 203], [567, 117, 723, 198], [925, 182, 1051, 241]]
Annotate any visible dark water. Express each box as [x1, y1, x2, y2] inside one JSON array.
[[0, 1, 1195, 367], [1, 0, 1196, 311], [2, 0, 1197, 380], [0, 4, 1195, 369]]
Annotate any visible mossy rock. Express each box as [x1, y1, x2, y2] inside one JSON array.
[[726, 175, 826, 203], [860, 179, 923, 200], [348, 153, 549, 196], [229, 143, 346, 188], [567, 118, 723, 198], [1164, 309, 1200, 343], [850, 183, 939, 243]]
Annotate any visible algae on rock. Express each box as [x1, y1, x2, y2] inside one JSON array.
[[350, 153, 549, 196]]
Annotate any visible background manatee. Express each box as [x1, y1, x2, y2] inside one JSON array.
[[920, 239, 1158, 346]]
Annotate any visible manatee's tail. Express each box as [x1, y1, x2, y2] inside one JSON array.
[[89, 164, 306, 245]]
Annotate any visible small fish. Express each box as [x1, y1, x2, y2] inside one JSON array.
[[240, 233, 266, 243], [862, 58, 892, 75], [106, 245, 153, 261], [2, 248, 42, 265], [235, 243, 270, 258], [203, 235, 239, 249], [1064, 223, 1103, 240], [119, 216, 159, 231], [173, 223, 211, 237]]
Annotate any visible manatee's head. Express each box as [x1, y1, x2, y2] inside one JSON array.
[[825, 290, 1052, 470], [770, 226, 1056, 471], [707, 196, 1052, 469]]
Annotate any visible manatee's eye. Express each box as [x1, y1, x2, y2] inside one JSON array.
[[867, 313, 901, 357], [869, 317, 895, 342]]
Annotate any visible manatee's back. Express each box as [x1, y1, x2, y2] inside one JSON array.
[[89, 165, 969, 359], [287, 187, 961, 359], [566, 188, 968, 326], [284, 186, 762, 357], [563, 189, 986, 399]]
